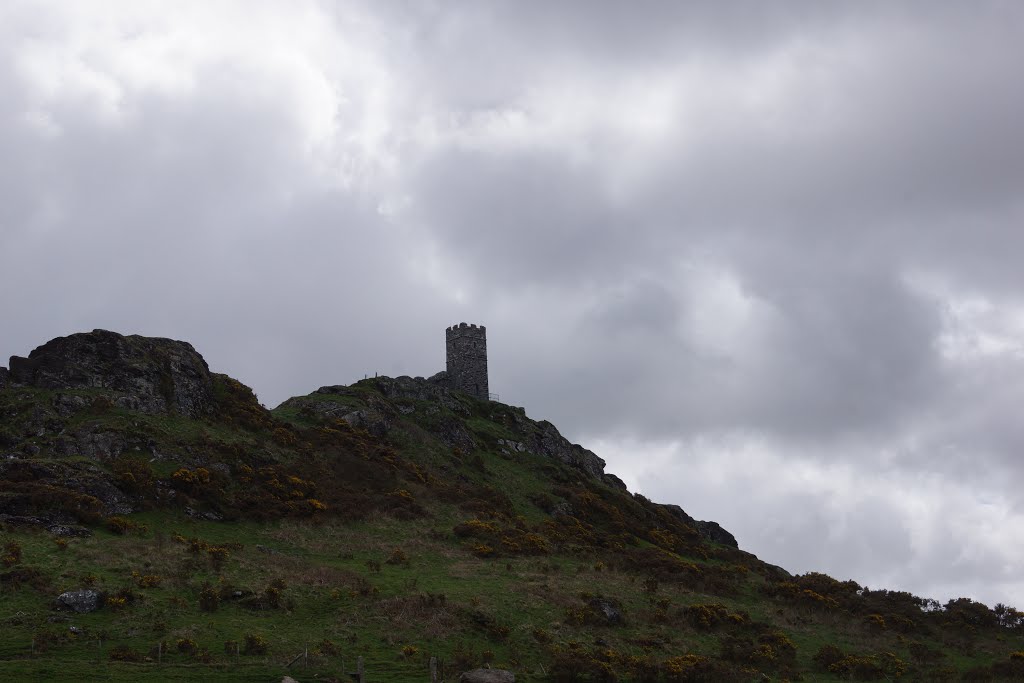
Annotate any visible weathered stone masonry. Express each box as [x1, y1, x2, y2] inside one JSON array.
[[445, 323, 488, 400]]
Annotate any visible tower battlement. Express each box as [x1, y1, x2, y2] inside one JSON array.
[[445, 321, 488, 400]]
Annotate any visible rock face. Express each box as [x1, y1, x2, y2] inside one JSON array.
[[55, 588, 102, 613], [529, 420, 606, 479], [7, 329, 214, 417], [661, 503, 738, 548], [459, 669, 515, 683]]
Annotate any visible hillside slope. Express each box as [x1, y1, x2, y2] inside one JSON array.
[[2, 330, 1024, 681]]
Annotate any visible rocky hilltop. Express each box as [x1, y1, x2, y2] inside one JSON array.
[[279, 375, 736, 547], [0, 329, 735, 548], [3, 329, 213, 417]]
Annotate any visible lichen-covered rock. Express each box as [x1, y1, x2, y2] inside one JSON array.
[[696, 520, 738, 548], [340, 409, 391, 438], [459, 669, 515, 683], [588, 597, 624, 625], [360, 375, 472, 415], [55, 589, 102, 613], [47, 524, 92, 538], [527, 420, 606, 479], [660, 503, 738, 548], [603, 473, 628, 491], [7, 329, 214, 417]]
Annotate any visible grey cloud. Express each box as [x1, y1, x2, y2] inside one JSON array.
[[3, 0, 1024, 607]]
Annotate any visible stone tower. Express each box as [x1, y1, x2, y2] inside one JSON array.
[[446, 322, 488, 400]]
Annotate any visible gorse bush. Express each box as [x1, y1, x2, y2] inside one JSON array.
[[2, 540, 22, 567], [242, 633, 268, 655]]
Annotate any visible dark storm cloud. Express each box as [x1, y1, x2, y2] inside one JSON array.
[[3, 1, 1024, 606]]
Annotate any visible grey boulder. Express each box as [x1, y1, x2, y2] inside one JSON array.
[[55, 589, 102, 613]]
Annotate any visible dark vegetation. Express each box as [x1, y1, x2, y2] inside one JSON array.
[[2, 333, 1024, 680]]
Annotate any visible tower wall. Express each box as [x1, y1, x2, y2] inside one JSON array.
[[446, 322, 488, 400]]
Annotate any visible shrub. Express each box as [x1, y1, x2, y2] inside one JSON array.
[[170, 467, 216, 497], [401, 644, 418, 658], [385, 548, 409, 566], [242, 633, 269, 655], [471, 543, 495, 558], [829, 655, 884, 680], [263, 586, 282, 609], [0, 566, 49, 591], [136, 574, 162, 588], [106, 516, 147, 536], [662, 654, 710, 681], [866, 613, 887, 630], [684, 603, 728, 629], [520, 532, 550, 554], [199, 584, 220, 612], [112, 455, 156, 496], [108, 644, 142, 662], [105, 596, 128, 611], [759, 631, 797, 666], [813, 644, 845, 671], [888, 613, 916, 632], [720, 631, 797, 672], [176, 638, 198, 655], [2, 540, 23, 567], [207, 546, 230, 570]]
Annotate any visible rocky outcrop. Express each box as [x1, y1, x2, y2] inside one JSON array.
[[7, 329, 214, 417], [0, 459, 134, 520], [356, 375, 471, 415], [55, 588, 102, 613], [603, 473, 628, 491], [0, 366, 8, 389], [660, 503, 738, 548], [526, 420, 606, 479], [306, 376, 609, 480]]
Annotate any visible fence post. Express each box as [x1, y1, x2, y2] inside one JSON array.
[[430, 656, 438, 683], [357, 655, 364, 682]]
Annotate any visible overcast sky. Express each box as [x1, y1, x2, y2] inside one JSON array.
[[3, 1, 1024, 607]]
